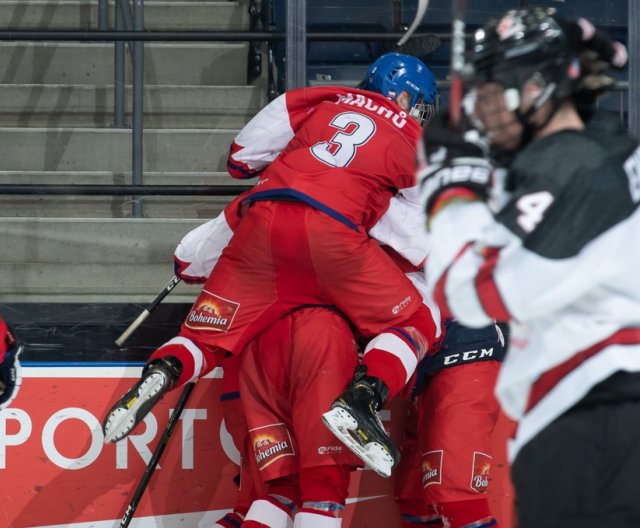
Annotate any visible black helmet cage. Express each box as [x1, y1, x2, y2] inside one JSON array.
[[466, 8, 578, 107]]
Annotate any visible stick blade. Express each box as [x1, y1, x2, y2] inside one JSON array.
[[396, 34, 442, 58]]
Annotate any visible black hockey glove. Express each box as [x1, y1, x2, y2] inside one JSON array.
[[418, 111, 491, 217], [561, 17, 628, 105], [0, 317, 23, 409], [563, 17, 628, 71]]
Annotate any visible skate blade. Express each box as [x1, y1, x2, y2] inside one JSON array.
[[103, 372, 166, 443], [322, 407, 394, 478]]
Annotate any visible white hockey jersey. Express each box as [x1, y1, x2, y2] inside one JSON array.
[[424, 113, 640, 460]]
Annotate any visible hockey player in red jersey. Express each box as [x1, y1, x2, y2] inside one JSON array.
[[419, 8, 639, 527], [377, 232, 505, 528], [239, 306, 362, 528], [394, 319, 505, 528], [0, 316, 22, 410], [212, 354, 264, 528], [173, 213, 378, 528], [173, 190, 437, 528], [159, 174, 504, 528], [103, 53, 440, 478], [172, 190, 432, 528]]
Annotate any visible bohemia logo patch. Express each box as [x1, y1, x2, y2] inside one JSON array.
[[184, 289, 240, 332], [250, 423, 295, 471], [470, 451, 492, 493], [421, 450, 443, 487]]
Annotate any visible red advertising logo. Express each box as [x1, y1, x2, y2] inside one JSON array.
[[421, 450, 443, 487], [184, 289, 240, 332], [250, 423, 295, 471], [471, 451, 492, 493]]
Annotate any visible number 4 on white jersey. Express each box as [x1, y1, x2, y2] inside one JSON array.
[[516, 191, 554, 233]]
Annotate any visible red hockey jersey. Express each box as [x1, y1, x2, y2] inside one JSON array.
[[227, 86, 422, 231]]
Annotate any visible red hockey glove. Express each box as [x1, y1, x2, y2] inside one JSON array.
[[418, 111, 491, 217]]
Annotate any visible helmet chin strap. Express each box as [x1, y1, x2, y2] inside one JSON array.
[[512, 82, 560, 149], [484, 83, 559, 164]]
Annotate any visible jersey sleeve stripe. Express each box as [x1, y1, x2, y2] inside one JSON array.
[[433, 242, 474, 322], [474, 247, 512, 322], [525, 327, 640, 413], [227, 143, 262, 179], [226, 159, 260, 179]]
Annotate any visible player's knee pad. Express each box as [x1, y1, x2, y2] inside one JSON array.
[[435, 499, 498, 528]]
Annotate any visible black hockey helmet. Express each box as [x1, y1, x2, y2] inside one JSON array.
[[466, 7, 580, 110]]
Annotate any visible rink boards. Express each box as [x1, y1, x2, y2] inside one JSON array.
[[2, 365, 514, 528]]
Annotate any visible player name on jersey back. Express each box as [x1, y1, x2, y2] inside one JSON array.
[[336, 92, 411, 129]]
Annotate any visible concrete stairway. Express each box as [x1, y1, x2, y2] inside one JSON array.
[[1, 217, 212, 301], [0, 0, 266, 301], [0, 84, 265, 127], [0, 1, 247, 31]]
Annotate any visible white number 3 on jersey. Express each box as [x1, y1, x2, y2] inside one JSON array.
[[516, 191, 554, 233], [310, 112, 376, 168]]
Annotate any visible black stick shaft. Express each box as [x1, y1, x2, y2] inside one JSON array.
[[147, 275, 182, 312], [115, 276, 182, 347], [119, 381, 196, 528]]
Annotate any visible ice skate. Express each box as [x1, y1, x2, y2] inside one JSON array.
[[322, 365, 399, 478], [103, 356, 182, 443]]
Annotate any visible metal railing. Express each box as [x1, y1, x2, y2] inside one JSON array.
[[0, 0, 636, 216], [0, 25, 455, 208], [0, 184, 248, 196]]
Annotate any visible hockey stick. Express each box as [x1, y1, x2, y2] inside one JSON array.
[[115, 275, 182, 347], [119, 380, 196, 528], [395, 34, 441, 58], [449, 0, 467, 127], [397, 0, 430, 46]]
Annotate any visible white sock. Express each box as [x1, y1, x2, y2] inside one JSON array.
[[245, 499, 294, 528]]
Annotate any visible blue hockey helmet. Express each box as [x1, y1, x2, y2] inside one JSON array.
[[363, 52, 438, 125]]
